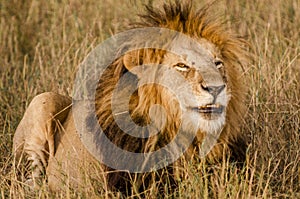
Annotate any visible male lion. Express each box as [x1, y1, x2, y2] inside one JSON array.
[[13, 1, 249, 195]]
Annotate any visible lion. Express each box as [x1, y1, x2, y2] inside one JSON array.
[[13, 1, 249, 195]]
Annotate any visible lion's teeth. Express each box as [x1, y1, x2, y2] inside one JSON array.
[[198, 104, 221, 109]]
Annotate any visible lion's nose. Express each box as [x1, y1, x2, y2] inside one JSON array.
[[201, 83, 225, 97]]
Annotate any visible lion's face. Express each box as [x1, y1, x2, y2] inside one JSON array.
[[162, 38, 229, 134], [125, 37, 230, 135]]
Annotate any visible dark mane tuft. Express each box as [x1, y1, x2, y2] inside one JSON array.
[[136, 0, 249, 71], [140, 0, 193, 31]]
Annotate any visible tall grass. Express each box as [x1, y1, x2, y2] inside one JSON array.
[[0, 0, 299, 198]]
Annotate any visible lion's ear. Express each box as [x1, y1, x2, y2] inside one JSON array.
[[123, 50, 144, 75]]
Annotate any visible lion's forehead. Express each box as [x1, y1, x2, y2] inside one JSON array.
[[168, 37, 219, 67]]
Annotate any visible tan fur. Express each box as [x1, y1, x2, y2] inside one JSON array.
[[13, 92, 71, 185], [13, 1, 249, 194]]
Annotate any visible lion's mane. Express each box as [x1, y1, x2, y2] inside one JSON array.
[[94, 1, 249, 192]]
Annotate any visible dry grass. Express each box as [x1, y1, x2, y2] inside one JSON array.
[[0, 0, 299, 198]]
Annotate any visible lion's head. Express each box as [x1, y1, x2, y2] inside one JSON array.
[[122, 38, 229, 136], [94, 1, 249, 192]]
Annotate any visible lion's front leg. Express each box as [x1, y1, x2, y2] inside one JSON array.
[[13, 92, 71, 186]]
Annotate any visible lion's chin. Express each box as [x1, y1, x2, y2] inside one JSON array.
[[183, 108, 226, 135]]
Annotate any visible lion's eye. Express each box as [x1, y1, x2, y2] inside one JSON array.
[[174, 63, 190, 72], [214, 59, 224, 69]]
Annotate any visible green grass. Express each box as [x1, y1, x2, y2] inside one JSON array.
[[0, 0, 299, 198]]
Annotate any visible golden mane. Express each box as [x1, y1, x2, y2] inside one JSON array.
[[94, 0, 249, 192]]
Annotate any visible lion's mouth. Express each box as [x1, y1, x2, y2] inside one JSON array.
[[192, 104, 224, 114]]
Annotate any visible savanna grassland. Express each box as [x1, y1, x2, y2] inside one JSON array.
[[0, 0, 299, 198]]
